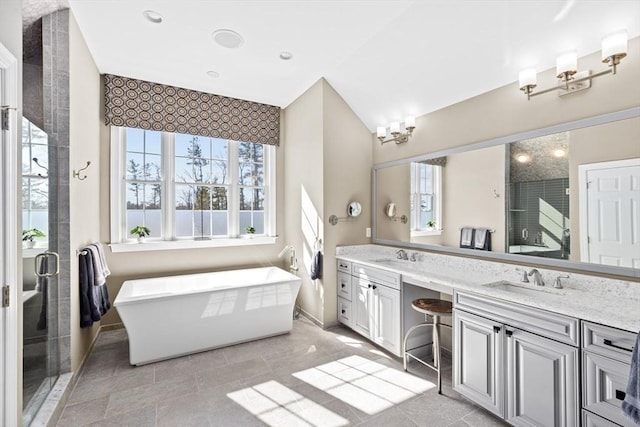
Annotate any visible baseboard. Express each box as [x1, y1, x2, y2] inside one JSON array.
[[297, 308, 324, 329]]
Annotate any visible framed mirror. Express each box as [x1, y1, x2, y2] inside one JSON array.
[[373, 108, 640, 278]]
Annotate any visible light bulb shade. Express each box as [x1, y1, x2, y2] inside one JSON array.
[[602, 30, 628, 62], [390, 122, 400, 134], [518, 68, 537, 89], [404, 116, 416, 129], [556, 52, 578, 78], [376, 127, 386, 138]]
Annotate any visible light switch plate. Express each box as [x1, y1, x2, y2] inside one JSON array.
[[366, 227, 371, 237]]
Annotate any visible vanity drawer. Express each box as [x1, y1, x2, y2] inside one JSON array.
[[582, 321, 636, 364], [338, 297, 352, 328], [352, 263, 401, 290], [337, 272, 352, 301], [583, 351, 633, 427], [337, 259, 351, 274], [454, 290, 579, 346], [582, 410, 620, 427]]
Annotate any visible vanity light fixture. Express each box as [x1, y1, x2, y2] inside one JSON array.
[[519, 29, 628, 100], [377, 116, 416, 145]]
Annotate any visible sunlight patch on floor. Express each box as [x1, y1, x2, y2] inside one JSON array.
[[293, 355, 434, 415], [227, 380, 349, 427]]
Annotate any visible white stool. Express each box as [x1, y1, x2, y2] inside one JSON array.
[[402, 298, 452, 394]]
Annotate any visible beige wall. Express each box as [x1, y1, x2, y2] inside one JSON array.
[[440, 145, 505, 251], [69, 11, 102, 371], [373, 37, 640, 166], [569, 116, 640, 260], [283, 80, 325, 323], [321, 80, 372, 325], [375, 164, 411, 242], [282, 78, 371, 326]]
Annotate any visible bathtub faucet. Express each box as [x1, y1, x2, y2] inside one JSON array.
[[278, 245, 299, 272]]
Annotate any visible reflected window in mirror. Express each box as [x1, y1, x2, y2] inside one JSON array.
[[410, 161, 442, 235], [21, 117, 49, 246]]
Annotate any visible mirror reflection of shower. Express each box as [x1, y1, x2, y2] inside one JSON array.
[[507, 132, 570, 260]]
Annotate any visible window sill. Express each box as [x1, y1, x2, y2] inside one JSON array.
[[411, 229, 443, 237], [109, 236, 278, 253]]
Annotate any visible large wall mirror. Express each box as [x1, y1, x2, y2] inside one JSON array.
[[373, 108, 640, 279]]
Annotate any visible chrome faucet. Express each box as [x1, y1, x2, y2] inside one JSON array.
[[409, 252, 418, 262], [527, 268, 545, 286], [396, 249, 408, 260], [554, 275, 569, 289], [516, 267, 529, 283], [278, 245, 299, 272]]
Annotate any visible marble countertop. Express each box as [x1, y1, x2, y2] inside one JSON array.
[[336, 247, 640, 333]]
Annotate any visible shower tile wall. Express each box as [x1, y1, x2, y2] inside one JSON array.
[[43, 8, 71, 374], [509, 178, 570, 258]]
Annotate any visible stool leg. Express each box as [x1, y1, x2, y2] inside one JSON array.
[[432, 315, 439, 368], [434, 316, 442, 394]]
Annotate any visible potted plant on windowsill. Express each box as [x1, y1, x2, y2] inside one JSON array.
[[244, 226, 256, 239], [426, 220, 437, 231], [130, 226, 151, 243], [22, 228, 46, 249]]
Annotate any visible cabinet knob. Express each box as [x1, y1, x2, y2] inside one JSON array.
[[368, 284, 372, 288], [505, 329, 513, 337], [341, 283, 345, 288], [341, 309, 346, 314], [493, 326, 501, 333], [372, 285, 377, 290]]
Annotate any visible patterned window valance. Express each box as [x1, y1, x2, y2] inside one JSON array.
[[420, 156, 447, 167], [104, 74, 280, 146]]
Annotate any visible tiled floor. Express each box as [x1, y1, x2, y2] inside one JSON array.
[[57, 318, 508, 426]]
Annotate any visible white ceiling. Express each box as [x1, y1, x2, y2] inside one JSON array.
[[69, 0, 640, 131]]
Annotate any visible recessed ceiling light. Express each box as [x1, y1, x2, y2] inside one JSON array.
[[553, 149, 566, 157], [279, 51, 293, 61], [206, 70, 220, 78], [517, 154, 530, 163], [212, 29, 244, 49], [143, 10, 163, 24]]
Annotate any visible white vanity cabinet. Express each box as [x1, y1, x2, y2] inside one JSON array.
[[453, 290, 580, 427], [337, 259, 402, 356], [581, 321, 636, 427]]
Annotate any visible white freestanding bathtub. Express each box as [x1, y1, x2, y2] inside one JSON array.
[[114, 266, 301, 365]]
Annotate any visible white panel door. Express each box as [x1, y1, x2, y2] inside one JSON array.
[[584, 160, 640, 268], [371, 284, 400, 356], [506, 328, 579, 427], [453, 310, 504, 417], [352, 278, 372, 338]]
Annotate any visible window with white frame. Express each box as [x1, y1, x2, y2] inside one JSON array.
[[111, 127, 275, 245], [410, 162, 442, 233], [22, 117, 49, 244]]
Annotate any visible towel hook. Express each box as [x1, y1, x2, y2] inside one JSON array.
[[73, 161, 91, 180]]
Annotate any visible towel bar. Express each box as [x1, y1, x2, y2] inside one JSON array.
[[459, 228, 495, 233]]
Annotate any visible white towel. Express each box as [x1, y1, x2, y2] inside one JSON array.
[[85, 243, 111, 286], [91, 243, 111, 277], [460, 228, 473, 248], [474, 228, 489, 249]]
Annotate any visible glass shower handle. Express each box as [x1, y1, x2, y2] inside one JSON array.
[[34, 251, 60, 278]]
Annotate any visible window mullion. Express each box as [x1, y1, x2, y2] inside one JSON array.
[[228, 141, 239, 237], [164, 132, 175, 240]]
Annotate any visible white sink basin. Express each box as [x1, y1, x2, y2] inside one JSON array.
[[482, 280, 567, 297]]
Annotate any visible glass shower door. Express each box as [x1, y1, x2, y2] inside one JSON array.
[[21, 117, 59, 425]]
